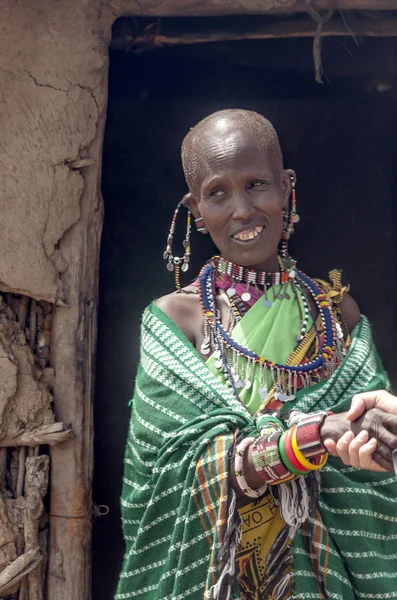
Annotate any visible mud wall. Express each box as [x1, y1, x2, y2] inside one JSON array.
[[0, 1, 110, 597]]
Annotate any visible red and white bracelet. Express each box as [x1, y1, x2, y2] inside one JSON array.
[[294, 411, 330, 459], [234, 437, 268, 499]]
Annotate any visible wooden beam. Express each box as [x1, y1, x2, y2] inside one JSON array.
[[112, 16, 397, 51], [47, 128, 105, 600], [109, 0, 397, 19]]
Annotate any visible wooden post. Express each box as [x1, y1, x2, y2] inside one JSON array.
[[47, 131, 105, 600]]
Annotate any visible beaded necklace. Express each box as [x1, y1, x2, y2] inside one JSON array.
[[215, 255, 291, 303], [215, 255, 289, 287], [199, 257, 342, 402]]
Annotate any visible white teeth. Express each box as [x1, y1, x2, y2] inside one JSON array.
[[233, 226, 263, 241]]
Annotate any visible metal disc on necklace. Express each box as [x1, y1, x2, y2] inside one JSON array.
[[275, 293, 284, 300], [202, 335, 210, 345], [241, 292, 251, 302], [167, 262, 175, 272], [276, 392, 296, 402], [244, 380, 252, 390], [215, 359, 223, 369], [226, 287, 236, 297], [258, 387, 268, 400], [213, 349, 221, 359], [284, 291, 291, 300], [200, 344, 210, 355], [182, 240, 189, 248], [181, 263, 189, 272], [163, 251, 169, 260], [263, 299, 273, 308], [235, 379, 243, 389]]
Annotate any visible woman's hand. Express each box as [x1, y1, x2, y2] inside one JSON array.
[[321, 409, 397, 472]]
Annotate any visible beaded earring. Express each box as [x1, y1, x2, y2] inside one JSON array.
[[281, 175, 300, 258], [163, 202, 191, 289]]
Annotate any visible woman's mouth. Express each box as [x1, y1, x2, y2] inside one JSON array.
[[232, 225, 264, 242]]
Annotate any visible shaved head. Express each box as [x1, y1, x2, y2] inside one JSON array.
[[181, 109, 283, 195]]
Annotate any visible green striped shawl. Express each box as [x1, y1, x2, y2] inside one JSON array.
[[116, 302, 397, 600]]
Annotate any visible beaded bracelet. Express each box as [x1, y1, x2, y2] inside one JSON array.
[[295, 411, 329, 458], [234, 437, 268, 498], [251, 430, 291, 484], [279, 430, 309, 476], [291, 427, 328, 471]]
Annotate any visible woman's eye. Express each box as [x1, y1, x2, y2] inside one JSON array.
[[210, 189, 225, 198], [250, 180, 266, 188]]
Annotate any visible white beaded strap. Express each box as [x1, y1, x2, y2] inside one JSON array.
[[234, 436, 268, 499]]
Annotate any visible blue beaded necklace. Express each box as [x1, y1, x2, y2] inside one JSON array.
[[199, 259, 338, 399]]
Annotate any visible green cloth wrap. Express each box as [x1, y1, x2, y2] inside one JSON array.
[[116, 302, 397, 600]]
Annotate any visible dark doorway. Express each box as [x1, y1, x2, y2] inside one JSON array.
[[93, 23, 397, 599]]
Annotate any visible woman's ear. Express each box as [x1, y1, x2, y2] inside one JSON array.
[[282, 169, 297, 207], [183, 193, 208, 234], [181, 192, 198, 215]]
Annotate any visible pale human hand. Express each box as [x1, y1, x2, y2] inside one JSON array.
[[323, 430, 387, 472], [322, 405, 397, 472], [346, 390, 397, 421]]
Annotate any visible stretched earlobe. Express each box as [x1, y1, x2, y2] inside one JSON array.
[[181, 193, 194, 208], [183, 192, 208, 234], [282, 169, 297, 205], [163, 200, 192, 289], [280, 169, 300, 258]]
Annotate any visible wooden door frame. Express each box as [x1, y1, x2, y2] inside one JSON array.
[[47, 2, 397, 598]]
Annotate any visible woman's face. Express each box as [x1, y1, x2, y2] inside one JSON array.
[[190, 132, 292, 271]]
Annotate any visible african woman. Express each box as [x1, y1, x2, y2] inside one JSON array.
[[116, 110, 397, 600]]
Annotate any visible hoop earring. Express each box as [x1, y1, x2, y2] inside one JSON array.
[[163, 202, 191, 290], [194, 216, 207, 234], [281, 175, 300, 258]]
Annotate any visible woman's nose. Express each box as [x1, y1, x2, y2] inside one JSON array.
[[231, 191, 255, 221]]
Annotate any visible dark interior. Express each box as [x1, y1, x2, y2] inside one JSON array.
[[93, 22, 397, 599]]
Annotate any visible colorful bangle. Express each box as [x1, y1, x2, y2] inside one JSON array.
[[295, 411, 328, 458], [279, 430, 309, 477], [256, 414, 285, 434], [251, 430, 290, 484], [234, 437, 268, 499], [284, 427, 311, 473], [291, 427, 328, 471]]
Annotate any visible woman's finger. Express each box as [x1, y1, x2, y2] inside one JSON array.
[[372, 450, 394, 472], [335, 431, 356, 465], [348, 430, 371, 468], [374, 423, 397, 451], [373, 440, 393, 462]]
